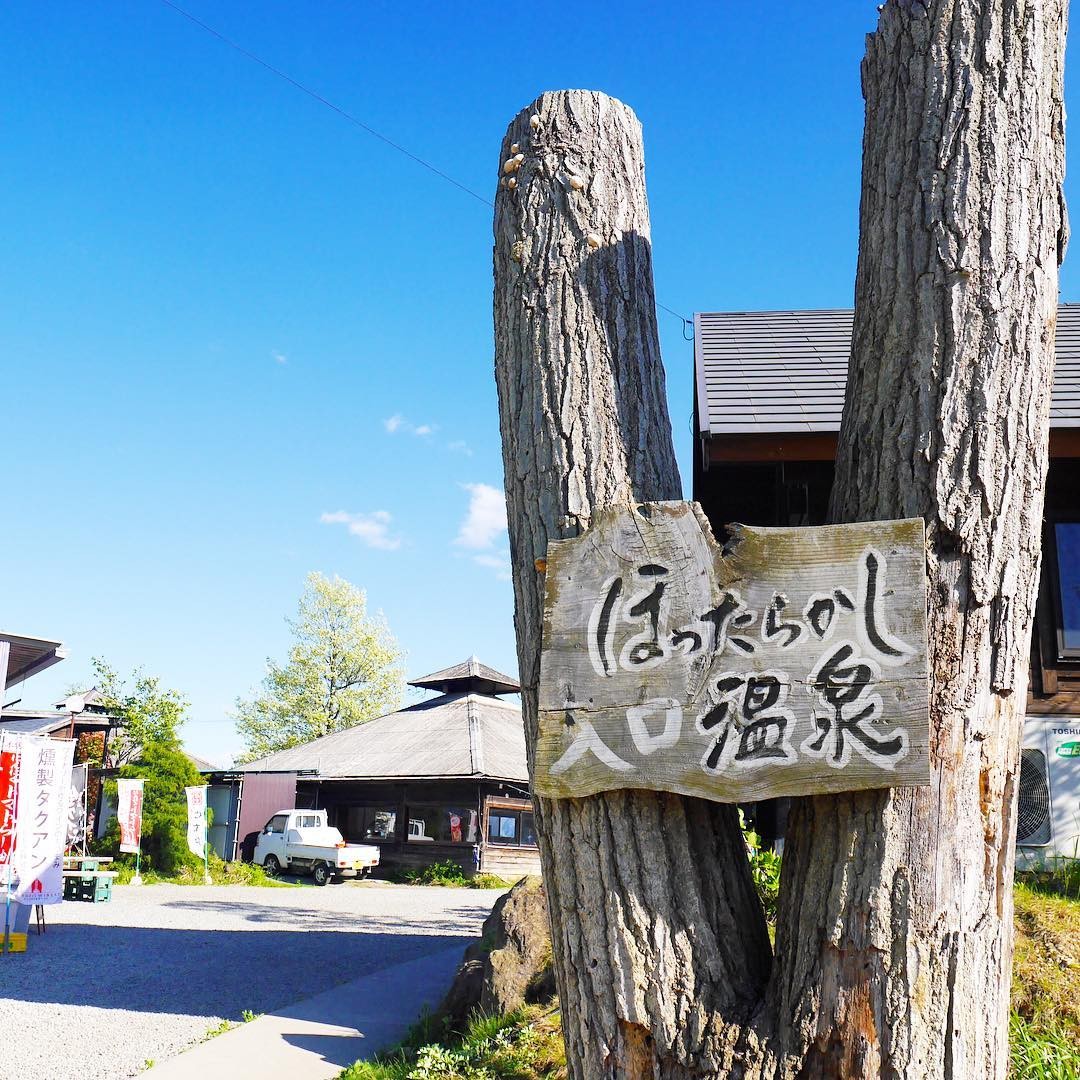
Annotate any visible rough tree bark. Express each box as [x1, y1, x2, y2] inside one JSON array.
[[776, 3, 1069, 1077], [492, 90, 772, 1077], [493, 5, 1066, 1078]]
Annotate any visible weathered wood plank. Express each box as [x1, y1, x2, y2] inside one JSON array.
[[536, 501, 930, 801]]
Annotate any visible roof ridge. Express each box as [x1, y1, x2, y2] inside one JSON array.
[[466, 694, 485, 775]]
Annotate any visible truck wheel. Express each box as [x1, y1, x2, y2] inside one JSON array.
[[263, 855, 281, 878], [312, 862, 331, 887]]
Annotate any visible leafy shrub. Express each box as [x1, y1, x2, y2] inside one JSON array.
[[96, 743, 205, 874], [394, 860, 513, 890]]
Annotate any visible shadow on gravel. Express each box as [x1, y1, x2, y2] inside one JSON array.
[[0, 926, 463, 1019], [156, 898, 494, 934]]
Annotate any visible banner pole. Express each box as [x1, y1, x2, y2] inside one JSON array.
[[3, 862, 11, 955], [203, 787, 210, 884], [0, 649, 11, 954]]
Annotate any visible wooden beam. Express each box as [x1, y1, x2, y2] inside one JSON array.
[[704, 427, 1080, 464], [706, 432, 839, 463]]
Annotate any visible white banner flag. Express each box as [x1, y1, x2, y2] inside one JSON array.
[[117, 779, 144, 854], [67, 763, 89, 850], [13, 736, 76, 905], [185, 786, 207, 860]]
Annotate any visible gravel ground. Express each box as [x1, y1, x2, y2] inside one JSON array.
[[1, 881, 501, 1080]]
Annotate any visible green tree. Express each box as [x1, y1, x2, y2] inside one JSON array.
[[234, 572, 405, 762], [102, 743, 205, 874], [89, 657, 187, 765]]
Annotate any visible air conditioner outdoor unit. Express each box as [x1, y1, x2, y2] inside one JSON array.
[[1016, 716, 1080, 869]]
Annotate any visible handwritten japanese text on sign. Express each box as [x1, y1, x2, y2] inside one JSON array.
[[536, 503, 930, 803]]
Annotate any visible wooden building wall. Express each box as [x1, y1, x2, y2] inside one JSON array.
[[695, 446, 1080, 715], [296, 777, 541, 879]]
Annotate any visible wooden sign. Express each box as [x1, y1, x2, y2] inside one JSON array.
[[536, 502, 930, 803]]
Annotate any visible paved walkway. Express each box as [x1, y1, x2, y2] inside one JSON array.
[[145, 942, 464, 1078]]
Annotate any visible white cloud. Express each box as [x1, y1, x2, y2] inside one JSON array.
[[447, 440, 473, 457], [384, 414, 435, 437], [272, 351, 288, 365], [472, 552, 512, 581], [320, 510, 402, 551], [455, 483, 508, 550]]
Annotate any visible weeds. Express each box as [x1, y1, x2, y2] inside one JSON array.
[[392, 860, 514, 890], [1016, 856, 1080, 902], [114, 854, 293, 888], [339, 1006, 565, 1080], [202, 1019, 236, 1040], [739, 811, 782, 928]]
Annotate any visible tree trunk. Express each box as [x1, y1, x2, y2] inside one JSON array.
[[493, 90, 772, 1078], [774, 3, 1069, 1076], [493, 3, 1066, 1074]]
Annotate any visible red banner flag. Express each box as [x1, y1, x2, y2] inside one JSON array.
[[117, 779, 144, 854]]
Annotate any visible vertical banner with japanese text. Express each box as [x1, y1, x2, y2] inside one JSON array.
[[12, 736, 76, 904], [117, 779, 145, 854], [67, 764, 89, 851], [185, 785, 207, 860], [0, 732, 18, 875]]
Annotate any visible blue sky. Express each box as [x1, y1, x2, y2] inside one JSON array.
[[3, 3, 1078, 765]]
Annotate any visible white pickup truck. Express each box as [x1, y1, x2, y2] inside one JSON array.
[[253, 809, 380, 886]]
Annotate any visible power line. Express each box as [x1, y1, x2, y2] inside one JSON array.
[[158, 0, 493, 208], [157, 0, 693, 328]]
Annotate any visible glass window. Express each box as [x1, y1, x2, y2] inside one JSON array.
[[488, 809, 539, 847], [1056, 523, 1080, 656], [344, 807, 398, 842], [406, 806, 477, 844], [520, 812, 537, 847], [265, 814, 288, 834]]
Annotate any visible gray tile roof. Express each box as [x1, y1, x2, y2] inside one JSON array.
[[696, 306, 1080, 436], [0, 710, 113, 737], [240, 691, 529, 783], [0, 714, 69, 737], [409, 657, 520, 695]]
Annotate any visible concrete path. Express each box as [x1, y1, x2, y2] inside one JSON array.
[[145, 942, 464, 1078]]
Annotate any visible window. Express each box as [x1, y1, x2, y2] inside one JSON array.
[[344, 807, 398, 842], [488, 809, 538, 848], [264, 814, 288, 834], [406, 806, 478, 844], [1054, 523, 1080, 658], [299, 814, 321, 828]]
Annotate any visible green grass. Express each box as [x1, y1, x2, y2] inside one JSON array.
[[114, 854, 294, 887], [339, 1006, 566, 1080], [1010, 1013, 1080, 1079], [1010, 882, 1080, 1077]]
